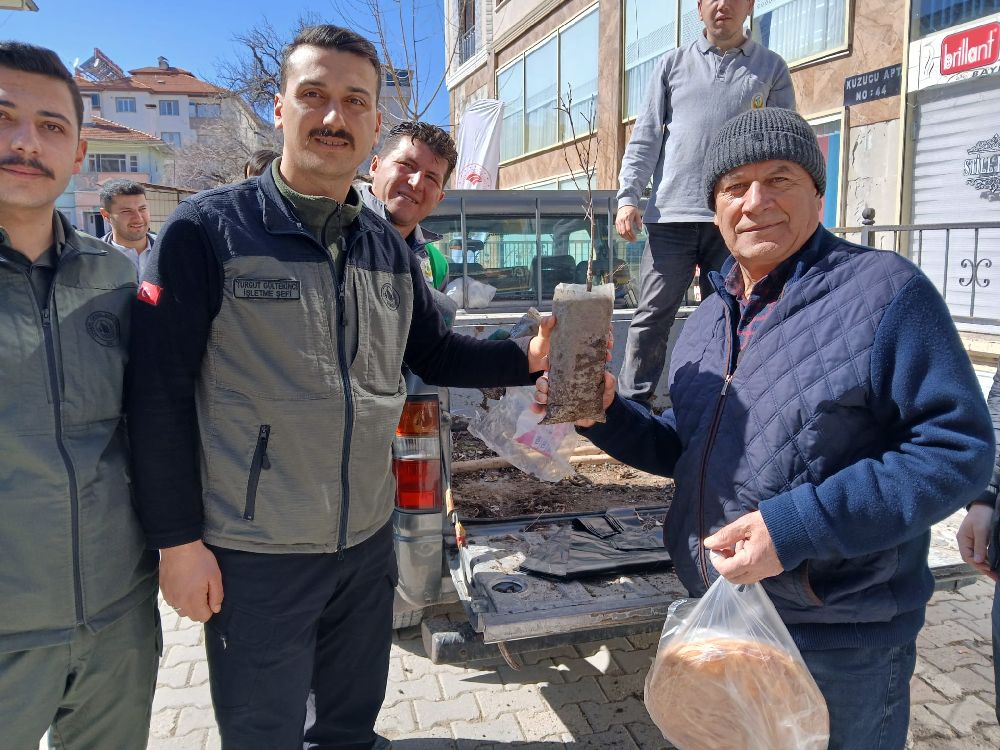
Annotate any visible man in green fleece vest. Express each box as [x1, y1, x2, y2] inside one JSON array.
[[0, 42, 159, 749]]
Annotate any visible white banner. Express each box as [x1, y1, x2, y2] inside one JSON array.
[[454, 98, 504, 190]]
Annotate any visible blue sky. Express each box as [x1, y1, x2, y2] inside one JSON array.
[[1, 0, 451, 128]]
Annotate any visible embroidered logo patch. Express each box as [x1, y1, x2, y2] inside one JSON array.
[[86, 311, 120, 347], [379, 282, 400, 311], [233, 278, 301, 300]]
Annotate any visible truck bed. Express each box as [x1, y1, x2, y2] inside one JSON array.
[[445, 506, 978, 646]]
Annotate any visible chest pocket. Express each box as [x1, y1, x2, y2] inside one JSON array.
[[211, 258, 338, 400], [349, 267, 410, 396], [57, 281, 132, 426], [0, 273, 49, 433], [742, 75, 772, 110]]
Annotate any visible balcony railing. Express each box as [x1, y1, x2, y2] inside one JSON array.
[[458, 25, 478, 66], [833, 211, 1000, 326]]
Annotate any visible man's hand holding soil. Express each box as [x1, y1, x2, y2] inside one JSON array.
[[531, 315, 615, 426], [526, 315, 556, 373]]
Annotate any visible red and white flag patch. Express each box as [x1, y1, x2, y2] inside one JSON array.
[[137, 280, 163, 306]]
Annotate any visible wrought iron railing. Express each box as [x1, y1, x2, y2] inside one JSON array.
[[458, 26, 478, 66], [832, 210, 1000, 326]]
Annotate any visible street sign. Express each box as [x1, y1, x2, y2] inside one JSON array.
[[843, 64, 902, 106]]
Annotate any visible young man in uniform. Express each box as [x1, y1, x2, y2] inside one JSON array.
[[0, 42, 158, 750], [126, 25, 549, 749]]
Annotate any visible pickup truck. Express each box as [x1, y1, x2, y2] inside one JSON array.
[[390, 371, 980, 665], [393, 190, 982, 664]]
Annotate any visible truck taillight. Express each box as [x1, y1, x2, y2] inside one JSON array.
[[396, 398, 439, 437], [394, 397, 442, 511]]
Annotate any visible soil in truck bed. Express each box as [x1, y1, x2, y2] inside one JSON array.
[[451, 428, 674, 518]]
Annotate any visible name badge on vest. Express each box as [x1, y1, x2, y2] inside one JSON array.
[[233, 277, 301, 300]]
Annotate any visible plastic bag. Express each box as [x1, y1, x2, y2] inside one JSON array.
[[444, 277, 497, 309], [644, 574, 829, 750], [467, 386, 578, 482]]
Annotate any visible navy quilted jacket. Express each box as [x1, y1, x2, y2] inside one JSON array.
[[586, 227, 993, 650]]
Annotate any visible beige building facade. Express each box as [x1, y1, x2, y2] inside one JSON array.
[[444, 0, 1000, 230]]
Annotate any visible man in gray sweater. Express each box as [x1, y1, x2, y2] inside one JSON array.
[[616, 0, 795, 407]]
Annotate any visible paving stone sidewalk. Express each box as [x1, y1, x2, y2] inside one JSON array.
[[136, 579, 1000, 750]]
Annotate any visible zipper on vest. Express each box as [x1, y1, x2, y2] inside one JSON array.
[[696, 299, 739, 588], [327, 256, 354, 556], [243, 424, 271, 521], [35, 276, 86, 625], [274, 222, 357, 555]]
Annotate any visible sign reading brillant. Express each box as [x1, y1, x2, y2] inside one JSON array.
[[941, 22, 1000, 76]]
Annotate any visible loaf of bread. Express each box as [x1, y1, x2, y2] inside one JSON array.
[[644, 636, 829, 750]]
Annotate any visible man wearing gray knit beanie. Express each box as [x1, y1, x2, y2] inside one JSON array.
[[538, 105, 994, 750]]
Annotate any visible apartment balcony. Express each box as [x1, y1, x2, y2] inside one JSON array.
[[458, 25, 478, 66]]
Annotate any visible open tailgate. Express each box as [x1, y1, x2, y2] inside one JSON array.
[[446, 507, 978, 646]]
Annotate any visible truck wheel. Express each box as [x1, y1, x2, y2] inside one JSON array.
[[392, 608, 425, 630]]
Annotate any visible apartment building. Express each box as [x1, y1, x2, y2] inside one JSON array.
[[74, 49, 251, 153], [443, 0, 1000, 324], [444, 0, 999, 228]]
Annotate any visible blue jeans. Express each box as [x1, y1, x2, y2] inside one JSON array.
[[801, 641, 917, 750], [618, 222, 730, 405]]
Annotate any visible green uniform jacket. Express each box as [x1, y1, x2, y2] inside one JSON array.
[[0, 213, 157, 653]]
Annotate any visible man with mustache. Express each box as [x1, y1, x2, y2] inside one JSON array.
[[0, 42, 159, 748], [99, 178, 156, 280], [616, 0, 795, 409], [126, 25, 550, 749]]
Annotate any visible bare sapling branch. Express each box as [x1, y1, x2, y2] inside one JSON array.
[[555, 85, 600, 292]]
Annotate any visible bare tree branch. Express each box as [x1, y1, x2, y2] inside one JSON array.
[[170, 99, 280, 190], [556, 85, 601, 291]]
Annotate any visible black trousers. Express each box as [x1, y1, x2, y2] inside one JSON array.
[[206, 524, 396, 750]]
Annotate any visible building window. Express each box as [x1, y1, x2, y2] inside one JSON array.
[[751, 0, 848, 65], [498, 61, 524, 162], [912, 0, 1000, 38], [88, 93, 100, 108], [559, 9, 600, 139], [159, 99, 180, 116], [458, 0, 477, 65], [525, 38, 558, 153], [161, 132, 182, 148], [810, 117, 842, 227], [497, 6, 600, 160], [622, 0, 703, 120], [189, 101, 222, 118], [115, 97, 136, 113], [88, 153, 134, 173]]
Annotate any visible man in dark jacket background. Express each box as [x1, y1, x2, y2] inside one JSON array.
[[957, 364, 1000, 722], [126, 25, 550, 750], [536, 108, 994, 749], [0, 42, 158, 749]]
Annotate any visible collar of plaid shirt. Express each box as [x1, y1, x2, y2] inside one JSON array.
[[722, 246, 807, 351]]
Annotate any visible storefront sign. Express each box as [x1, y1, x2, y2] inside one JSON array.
[[965, 134, 1000, 195], [843, 65, 902, 106], [941, 22, 1000, 76], [908, 13, 1000, 92]]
